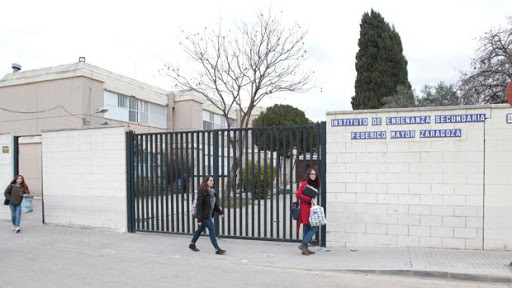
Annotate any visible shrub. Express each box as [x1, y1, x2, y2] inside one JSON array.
[[240, 161, 275, 199], [134, 176, 182, 197]]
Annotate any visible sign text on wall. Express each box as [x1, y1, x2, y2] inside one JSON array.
[[386, 116, 430, 125], [435, 113, 485, 123], [391, 130, 415, 139], [351, 131, 386, 140], [333, 113, 488, 140], [331, 118, 368, 127], [420, 129, 462, 138]]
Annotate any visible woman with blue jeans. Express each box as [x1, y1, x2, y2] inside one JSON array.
[[189, 176, 226, 255], [296, 168, 321, 255], [4, 175, 30, 233]]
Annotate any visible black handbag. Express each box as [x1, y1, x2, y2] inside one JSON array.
[[291, 201, 300, 220], [3, 198, 9, 205]]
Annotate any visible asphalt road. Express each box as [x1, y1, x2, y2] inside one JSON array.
[[2, 240, 510, 288]]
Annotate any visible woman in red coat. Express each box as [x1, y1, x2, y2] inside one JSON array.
[[296, 168, 320, 255]]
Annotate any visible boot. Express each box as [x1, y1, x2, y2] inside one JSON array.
[[215, 248, 226, 255], [307, 245, 316, 254], [189, 243, 199, 252], [298, 244, 310, 255]]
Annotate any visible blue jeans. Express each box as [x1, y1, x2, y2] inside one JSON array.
[[191, 218, 219, 250], [9, 203, 21, 227], [302, 224, 318, 245]]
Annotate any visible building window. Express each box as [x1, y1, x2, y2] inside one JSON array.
[[202, 110, 234, 130], [103, 90, 167, 128]]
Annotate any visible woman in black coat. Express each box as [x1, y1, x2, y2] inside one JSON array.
[[4, 175, 30, 233], [189, 176, 226, 255]]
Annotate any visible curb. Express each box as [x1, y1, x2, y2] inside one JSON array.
[[345, 269, 512, 284], [232, 261, 512, 284]]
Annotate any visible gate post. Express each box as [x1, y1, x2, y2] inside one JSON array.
[[126, 131, 135, 233], [319, 121, 327, 247], [13, 136, 19, 176], [212, 130, 220, 234]]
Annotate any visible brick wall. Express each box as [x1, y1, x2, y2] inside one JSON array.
[[326, 105, 512, 250], [42, 127, 127, 232]]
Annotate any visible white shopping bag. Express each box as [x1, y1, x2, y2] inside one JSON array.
[[309, 204, 327, 226], [21, 195, 33, 213]]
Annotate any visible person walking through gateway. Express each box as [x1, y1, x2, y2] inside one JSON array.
[[296, 168, 321, 255], [4, 175, 30, 233], [189, 176, 226, 255]]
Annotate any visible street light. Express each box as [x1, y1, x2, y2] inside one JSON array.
[[83, 107, 109, 126], [93, 107, 109, 114]]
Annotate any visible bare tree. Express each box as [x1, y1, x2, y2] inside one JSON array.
[[459, 17, 512, 104], [163, 10, 312, 192], [165, 11, 312, 129]]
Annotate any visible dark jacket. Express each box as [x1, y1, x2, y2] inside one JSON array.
[[4, 184, 29, 205], [195, 188, 223, 221]]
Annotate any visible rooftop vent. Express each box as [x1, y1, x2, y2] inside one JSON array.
[[12, 63, 21, 73]]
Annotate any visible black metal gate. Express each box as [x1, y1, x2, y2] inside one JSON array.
[[126, 122, 327, 245]]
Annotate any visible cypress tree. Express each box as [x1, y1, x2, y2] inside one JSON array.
[[351, 9, 412, 110]]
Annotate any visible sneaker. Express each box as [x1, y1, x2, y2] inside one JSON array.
[[189, 243, 199, 252], [14, 227, 20, 233], [215, 248, 226, 255], [11, 226, 15, 231]]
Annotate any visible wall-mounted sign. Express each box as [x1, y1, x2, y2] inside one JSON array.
[[2, 146, 9, 153], [507, 113, 512, 124], [351, 131, 386, 140], [420, 129, 461, 138], [386, 116, 430, 125], [332, 113, 485, 140], [372, 117, 382, 126], [391, 130, 415, 139], [435, 113, 485, 123], [331, 118, 368, 127]]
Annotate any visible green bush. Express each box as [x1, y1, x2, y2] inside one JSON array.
[[134, 176, 183, 197], [240, 161, 275, 199], [220, 196, 248, 209]]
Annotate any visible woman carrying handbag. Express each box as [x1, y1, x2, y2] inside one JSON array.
[[4, 175, 30, 233], [188, 175, 226, 255], [295, 168, 321, 256]]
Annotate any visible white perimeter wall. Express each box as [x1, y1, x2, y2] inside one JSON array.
[[0, 134, 13, 220], [42, 127, 128, 232], [326, 105, 512, 250]]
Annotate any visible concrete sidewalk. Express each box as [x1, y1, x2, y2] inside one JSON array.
[[2, 200, 512, 284]]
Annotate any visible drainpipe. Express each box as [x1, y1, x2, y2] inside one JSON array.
[[482, 109, 490, 250], [170, 92, 176, 131]]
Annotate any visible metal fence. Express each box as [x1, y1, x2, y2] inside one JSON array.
[[126, 122, 326, 245]]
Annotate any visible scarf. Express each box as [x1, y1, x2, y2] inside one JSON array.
[[208, 188, 216, 216]]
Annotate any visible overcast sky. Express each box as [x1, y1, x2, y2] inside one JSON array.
[[1, 0, 510, 121]]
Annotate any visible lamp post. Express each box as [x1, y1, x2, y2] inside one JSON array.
[[83, 107, 109, 127]]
